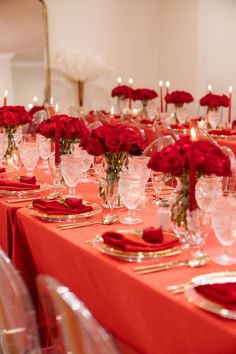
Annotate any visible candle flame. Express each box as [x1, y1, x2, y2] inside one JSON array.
[[165, 81, 170, 87], [207, 84, 212, 92], [128, 78, 133, 86], [229, 86, 233, 93], [159, 80, 163, 87], [4, 90, 8, 96], [55, 103, 59, 113], [110, 105, 114, 115], [28, 103, 33, 109], [117, 77, 122, 84], [190, 127, 197, 140], [50, 97, 54, 105], [132, 108, 138, 115], [33, 96, 38, 103]]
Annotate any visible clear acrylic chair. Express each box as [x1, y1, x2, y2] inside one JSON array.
[[221, 145, 236, 193], [36, 275, 120, 354], [142, 135, 175, 156], [0, 249, 42, 354]]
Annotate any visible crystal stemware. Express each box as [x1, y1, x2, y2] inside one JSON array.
[[151, 171, 165, 205], [119, 173, 145, 224], [0, 132, 8, 166], [61, 154, 83, 197], [37, 135, 51, 172], [211, 196, 236, 265], [19, 141, 39, 176]]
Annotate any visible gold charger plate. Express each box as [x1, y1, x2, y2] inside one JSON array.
[[94, 229, 186, 263], [185, 271, 236, 320], [32, 202, 102, 222], [0, 183, 52, 198]]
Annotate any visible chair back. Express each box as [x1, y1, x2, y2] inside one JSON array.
[[143, 135, 175, 156], [36, 275, 120, 354], [0, 249, 41, 354], [221, 145, 236, 192]]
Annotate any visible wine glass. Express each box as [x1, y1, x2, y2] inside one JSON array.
[[207, 110, 221, 129], [37, 135, 51, 172], [80, 150, 93, 182], [151, 171, 165, 205], [119, 173, 145, 224], [0, 132, 8, 166], [61, 154, 83, 197], [211, 196, 236, 265], [93, 156, 105, 183], [19, 141, 39, 176]]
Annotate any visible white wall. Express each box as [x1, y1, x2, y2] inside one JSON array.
[[12, 62, 45, 107], [46, 0, 160, 113]]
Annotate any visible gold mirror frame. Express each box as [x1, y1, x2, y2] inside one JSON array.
[[38, 0, 51, 103]]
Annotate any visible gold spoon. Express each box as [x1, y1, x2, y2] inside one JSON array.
[[57, 214, 119, 230]]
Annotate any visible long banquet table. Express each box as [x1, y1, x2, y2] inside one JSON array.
[[0, 167, 236, 353]]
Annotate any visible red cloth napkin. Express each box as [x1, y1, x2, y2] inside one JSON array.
[[209, 129, 236, 136], [195, 282, 236, 309], [140, 119, 154, 125], [102, 230, 180, 252], [20, 176, 36, 184], [0, 177, 40, 191], [32, 198, 93, 215], [0, 168, 6, 173]]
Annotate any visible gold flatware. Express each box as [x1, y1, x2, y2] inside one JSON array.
[[57, 214, 119, 230], [133, 256, 208, 275]]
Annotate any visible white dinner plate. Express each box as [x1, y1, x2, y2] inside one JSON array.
[[185, 271, 236, 320]]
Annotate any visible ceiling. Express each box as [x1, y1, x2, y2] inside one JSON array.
[[0, 0, 44, 61]]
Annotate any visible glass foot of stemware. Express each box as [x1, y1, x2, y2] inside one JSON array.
[[212, 253, 236, 265], [120, 216, 143, 225]]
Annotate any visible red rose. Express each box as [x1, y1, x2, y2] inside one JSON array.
[[142, 227, 163, 243], [0, 105, 32, 127], [105, 135, 124, 153], [165, 91, 194, 105], [111, 85, 134, 99], [29, 105, 45, 116], [65, 198, 82, 208], [134, 88, 158, 101], [85, 137, 105, 156], [199, 93, 229, 108]]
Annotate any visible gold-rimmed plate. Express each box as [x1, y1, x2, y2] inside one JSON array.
[[94, 229, 186, 263], [32, 202, 102, 222], [185, 271, 236, 320], [0, 183, 52, 198]]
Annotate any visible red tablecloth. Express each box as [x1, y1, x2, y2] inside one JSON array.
[[8, 180, 236, 354]]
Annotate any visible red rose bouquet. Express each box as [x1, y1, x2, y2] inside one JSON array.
[[133, 88, 158, 119], [37, 114, 89, 155], [81, 123, 146, 179], [0, 105, 32, 157], [165, 90, 194, 107], [111, 85, 134, 100], [200, 93, 229, 111], [148, 136, 231, 227]]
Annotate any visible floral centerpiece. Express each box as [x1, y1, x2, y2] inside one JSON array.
[[165, 90, 194, 124], [36, 114, 89, 155], [0, 105, 32, 160], [81, 123, 146, 207], [133, 88, 158, 119], [147, 136, 231, 229], [199, 93, 229, 112], [111, 85, 134, 115]]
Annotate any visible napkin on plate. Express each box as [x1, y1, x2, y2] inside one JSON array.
[[0, 167, 6, 174], [32, 197, 93, 215], [195, 282, 236, 309], [0, 177, 40, 191], [102, 228, 180, 252]]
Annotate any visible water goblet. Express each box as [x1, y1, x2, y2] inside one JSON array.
[[61, 154, 83, 197], [37, 135, 51, 172], [119, 173, 145, 224], [151, 171, 165, 205], [211, 196, 236, 265], [19, 141, 39, 176], [0, 132, 8, 166]]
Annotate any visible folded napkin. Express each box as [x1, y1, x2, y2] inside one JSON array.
[[102, 228, 180, 252], [33, 197, 93, 215], [20, 176, 36, 184], [195, 282, 236, 309], [140, 119, 154, 125], [0, 167, 6, 173], [0, 177, 40, 191], [209, 129, 236, 136]]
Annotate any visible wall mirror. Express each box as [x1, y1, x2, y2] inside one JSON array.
[[0, 0, 50, 107]]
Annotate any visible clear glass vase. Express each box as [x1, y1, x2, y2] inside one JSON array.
[[4, 126, 20, 170]]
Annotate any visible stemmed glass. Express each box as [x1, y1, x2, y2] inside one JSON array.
[[102, 178, 119, 217], [151, 171, 165, 205], [80, 150, 93, 182], [119, 173, 146, 224], [93, 156, 105, 183], [37, 135, 51, 173], [19, 141, 39, 176], [61, 154, 83, 197], [211, 196, 236, 265], [0, 132, 8, 166]]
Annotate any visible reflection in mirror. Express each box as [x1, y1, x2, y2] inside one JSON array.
[[0, 0, 45, 107]]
